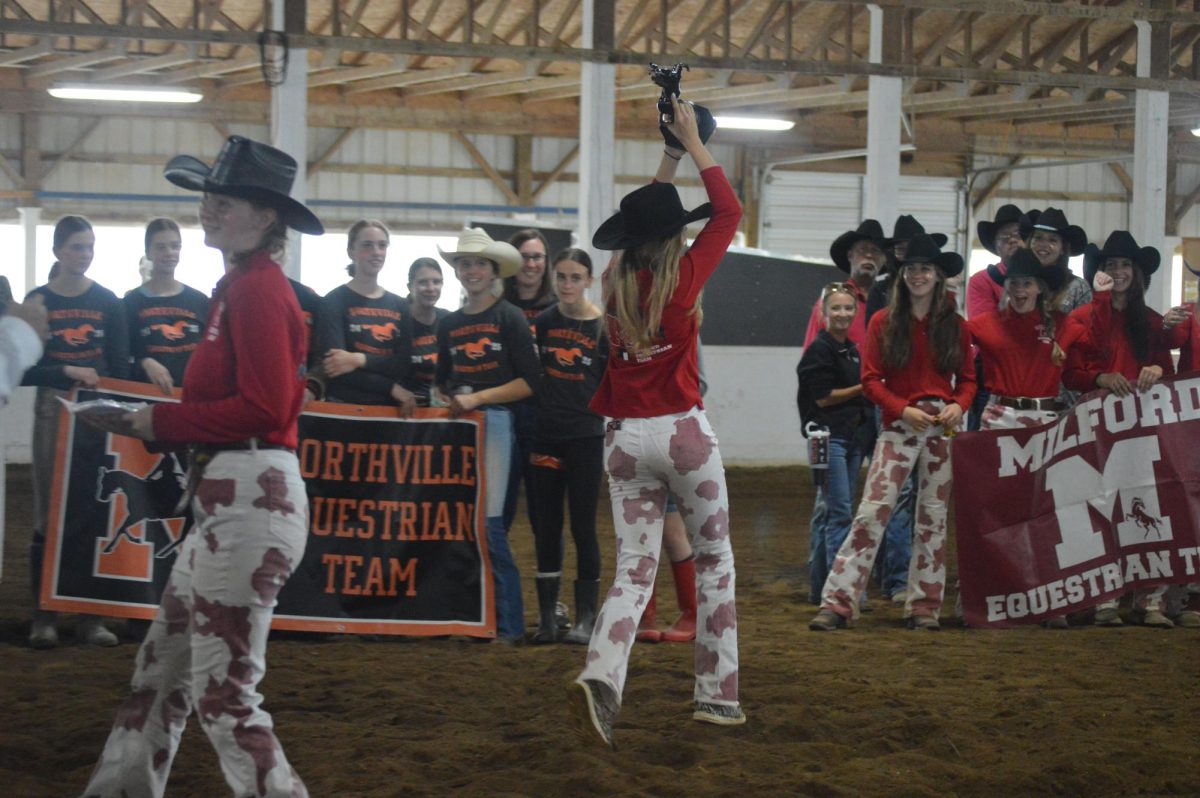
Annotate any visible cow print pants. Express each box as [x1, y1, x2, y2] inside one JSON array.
[[579, 407, 739, 710], [83, 449, 309, 798]]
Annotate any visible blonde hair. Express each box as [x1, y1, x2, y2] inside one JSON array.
[[606, 233, 699, 352]]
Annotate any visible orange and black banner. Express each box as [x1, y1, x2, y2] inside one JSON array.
[[41, 379, 493, 637]]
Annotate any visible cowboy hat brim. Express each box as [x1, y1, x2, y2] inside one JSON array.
[[164, 155, 324, 236], [1083, 243, 1159, 289], [592, 203, 713, 251], [437, 241, 522, 278], [905, 251, 963, 279], [829, 230, 893, 273]]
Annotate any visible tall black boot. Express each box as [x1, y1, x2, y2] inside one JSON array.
[[564, 579, 600, 645], [531, 576, 561, 644]]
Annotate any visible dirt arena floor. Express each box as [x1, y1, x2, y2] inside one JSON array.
[[2, 462, 1198, 797]]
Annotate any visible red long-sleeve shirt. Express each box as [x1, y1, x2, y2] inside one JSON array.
[[1061, 292, 1174, 392], [1165, 303, 1199, 373], [966, 262, 1006, 319], [590, 166, 742, 418], [153, 251, 306, 448], [967, 308, 1068, 398], [862, 308, 976, 426], [802, 280, 869, 348]]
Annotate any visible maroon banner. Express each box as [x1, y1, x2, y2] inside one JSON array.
[[953, 374, 1200, 627]]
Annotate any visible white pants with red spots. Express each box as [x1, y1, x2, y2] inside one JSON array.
[[980, 400, 1059, 431], [579, 407, 739, 709], [822, 405, 953, 621], [83, 450, 309, 798]]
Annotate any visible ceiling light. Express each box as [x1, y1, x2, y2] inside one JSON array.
[[48, 86, 203, 103], [1192, 125, 1200, 137], [713, 116, 795, 132]]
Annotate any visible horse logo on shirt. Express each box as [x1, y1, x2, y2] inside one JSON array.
[[547, 346, 583, 367], [357, 322, 399, 342], [458, 337, 494, 359], [149, 321, 192, 341], [54, 324, 96, 346]]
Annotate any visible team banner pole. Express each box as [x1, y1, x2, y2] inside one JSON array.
[[39, 378, 494, 638], [954, 374, 1200, 627]]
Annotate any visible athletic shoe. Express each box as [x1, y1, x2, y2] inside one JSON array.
[[693, 702, 747, 726], [1042, 616, 1069, 630], [1138, 609, 1174, 629], [908, 615, 940, 631], [1174, 610, 1200, 628], [808, 608, 846, 631], [1094, 607, 1123, 627], [891, 590, 908, 606], [570, 678, 617, 749], [29, 613, 59, 650], [78, 616, 119, 647]]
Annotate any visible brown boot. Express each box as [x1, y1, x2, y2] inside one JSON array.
[[636, 588, 661, 643], [661, 556, 697, 643]]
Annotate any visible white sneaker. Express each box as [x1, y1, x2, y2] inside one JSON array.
[[78, 616, 119, 647], [29, 612, 59, 650]]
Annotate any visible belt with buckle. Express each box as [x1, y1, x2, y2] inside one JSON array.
[[995, 395, 1062, 412], [174, 440, 293, 514]]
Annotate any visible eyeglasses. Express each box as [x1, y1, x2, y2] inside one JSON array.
[[995, 231, 1023, 243], [821, 282, 855, 299]]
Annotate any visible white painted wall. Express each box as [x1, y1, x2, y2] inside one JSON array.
[[703, 345, 806, 465]]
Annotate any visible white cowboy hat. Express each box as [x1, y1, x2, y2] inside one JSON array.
[[437, 228, 522, 278]]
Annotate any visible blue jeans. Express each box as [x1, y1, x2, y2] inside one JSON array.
[[484, 407, 524, 639], [809, 434, 865, 602]]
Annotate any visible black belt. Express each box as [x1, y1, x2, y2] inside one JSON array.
[[174, 441, 292, 514], [995, 395, 1063, 412]]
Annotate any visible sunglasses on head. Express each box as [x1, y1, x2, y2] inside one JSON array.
[[822, 282, 855, 300]]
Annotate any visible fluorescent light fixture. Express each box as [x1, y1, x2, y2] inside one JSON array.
[[1192, 125, 1200, 137], [713, 116, 795, 132], [48, 86, 203, 103]]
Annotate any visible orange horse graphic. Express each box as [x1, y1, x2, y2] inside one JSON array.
[[150, 320, 189, 340], [361, 322, 399, 342], [459, 337, 493, 359], [548, 346, 583, 366], [53, 323, 95, 345]]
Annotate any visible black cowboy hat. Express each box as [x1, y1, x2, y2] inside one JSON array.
[[1082, 231, 1160, 289], [899, 233, 963, 278], [829, 219, 891, 273], [164, 136, 324, 235], [592, 183, 712, 250], [661, 102, 718, 151], [977, 204, 1025, 256], [1004, 247, 1065, 293], [1019, 207, 1086, 256], [891, 214, 947, 248]]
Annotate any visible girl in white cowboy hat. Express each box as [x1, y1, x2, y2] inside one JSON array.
[[1065, 230, 1176, 629], [433, 227, 541, 644], [810, 234, 976, 633], [81, 135, 322, 797], [570, 94, 745, 748]]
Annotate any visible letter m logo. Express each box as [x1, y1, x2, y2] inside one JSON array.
[[1044, 436, 1172, 570]]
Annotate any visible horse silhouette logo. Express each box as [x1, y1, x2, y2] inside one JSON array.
[[54, 323, 95, 346], [361, 322, 399, 342], [93, 439, 190, 581], [1128, 497, 1163, 539], [149, 320, 190, 340], [548, 346, 583, 366], [459, 337, 493, 359]]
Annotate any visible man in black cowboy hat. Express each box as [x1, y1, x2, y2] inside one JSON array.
[[865, 214, 949, 324], [803, 219, 889, 347]]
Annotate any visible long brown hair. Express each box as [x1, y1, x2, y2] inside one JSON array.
[[881, 265, 963, 374], [503, 228, 554, 305], [1120, 264, 1151, 362], [606, 233, 695, 352]]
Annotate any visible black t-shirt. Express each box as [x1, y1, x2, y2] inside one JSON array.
[[404, 308, 450, 406], [289, 278, 321, 368], [435, 299, 541, 396], [510, 294, 555, 330], [796, 329, 872, 440], [316, 284, 413, 405], [124, 284, 209, 384], [534, 306, 608, 439], [24, 282, 130, 389]]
